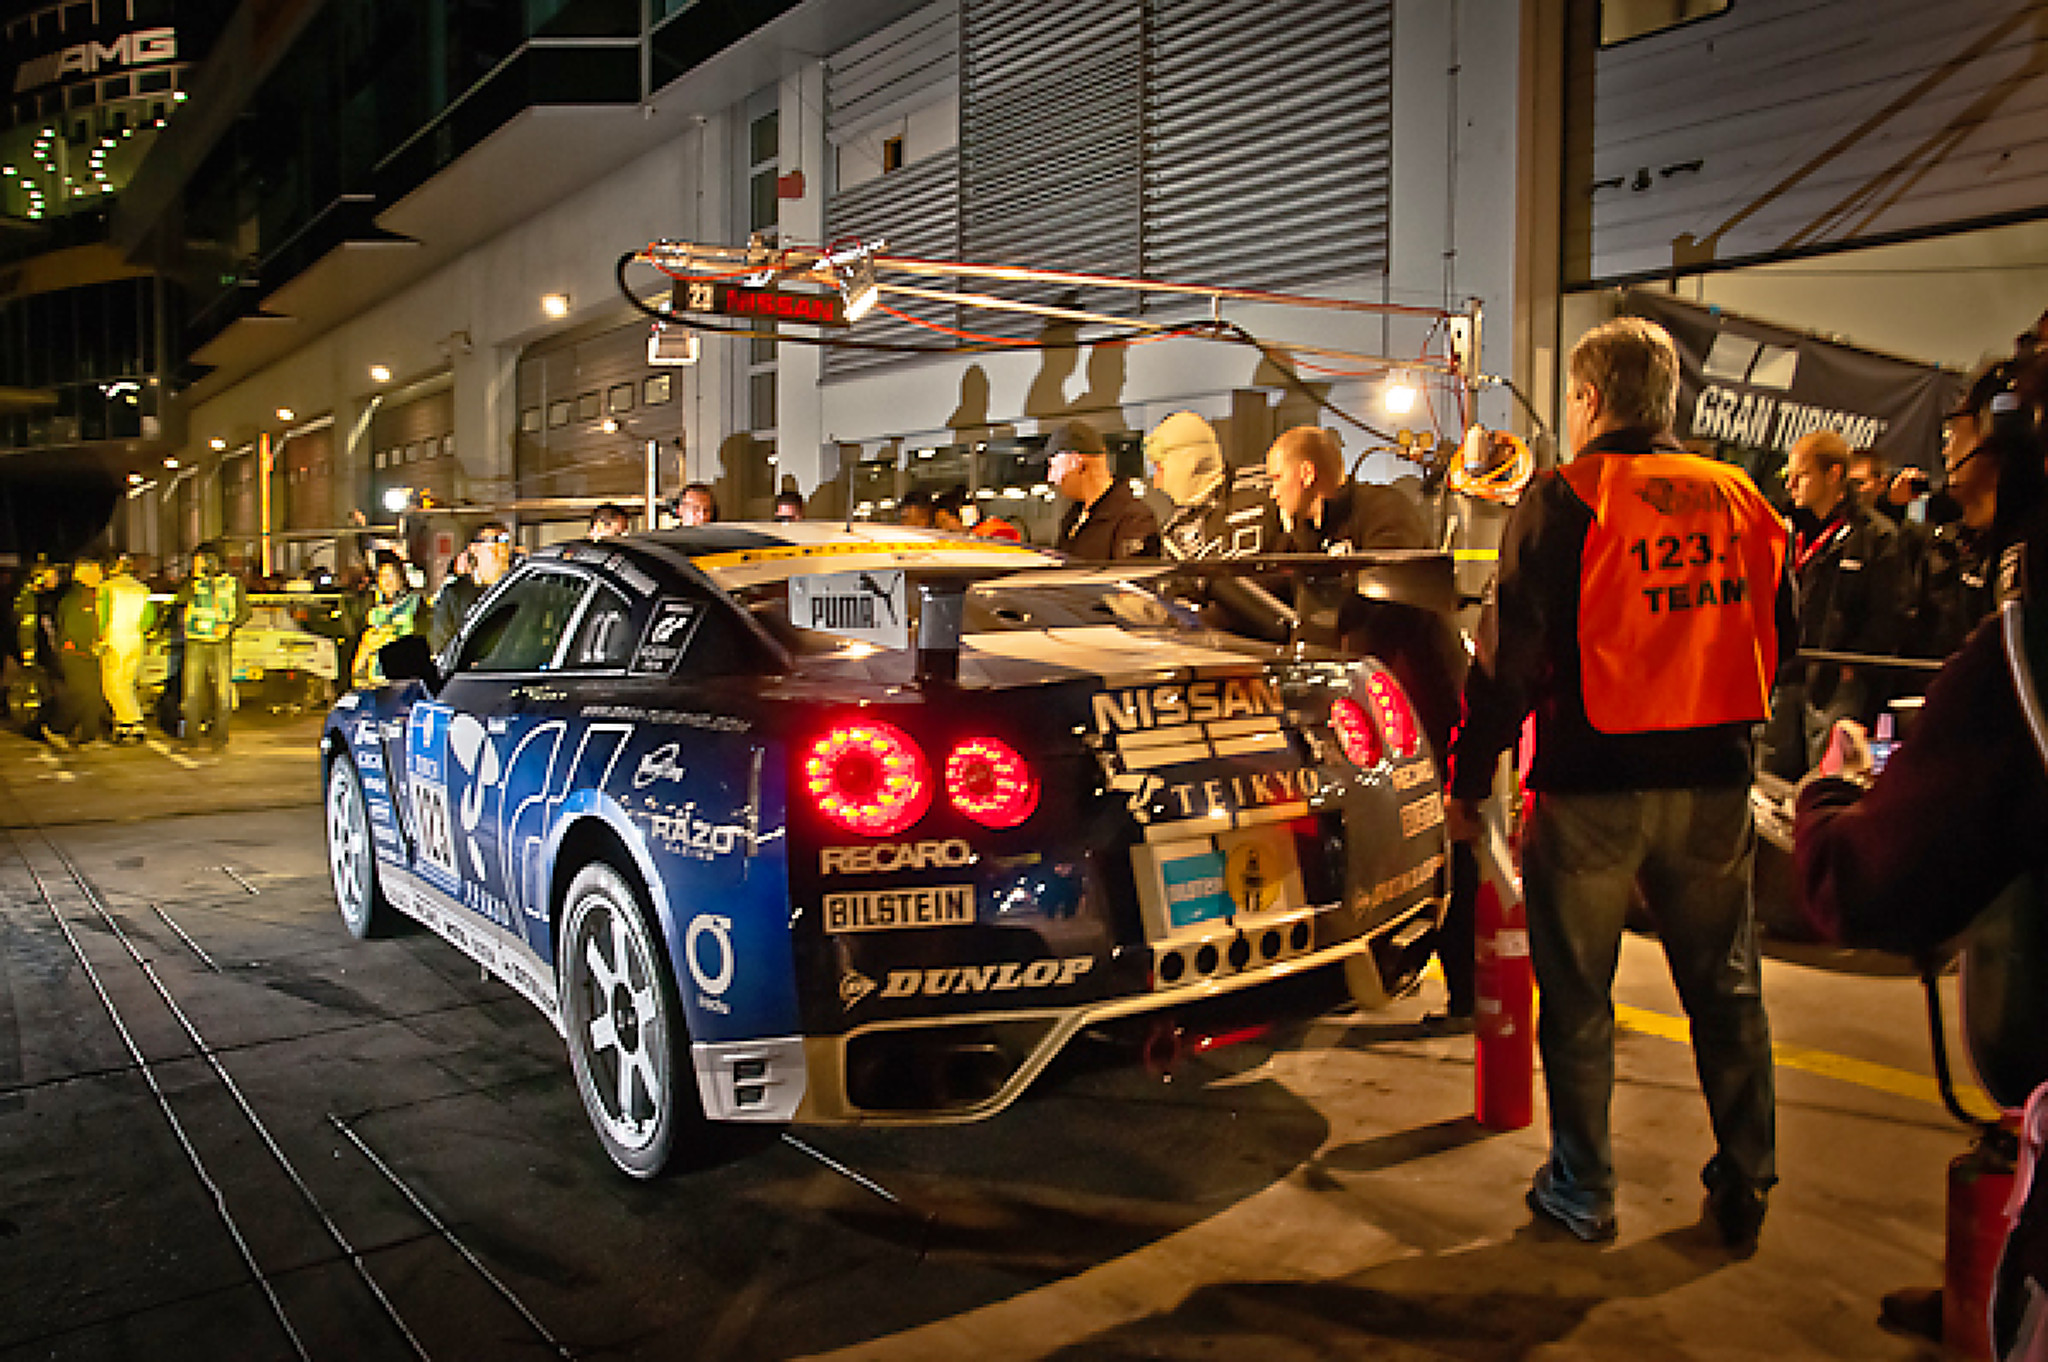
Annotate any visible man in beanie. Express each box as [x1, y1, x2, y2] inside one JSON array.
[[1050, 419, 1159, 560], [1146, 411, 1232, 559]]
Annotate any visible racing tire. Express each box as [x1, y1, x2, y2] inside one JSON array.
[[559, 861, 703, 1179], [326, 754, 394, 939]]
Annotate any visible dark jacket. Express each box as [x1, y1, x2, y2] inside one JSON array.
[[1796, 606, 2048, 954], [54, 581, 99, 657], [1909, 521, 1995, 661], [1056, 479, 1160, 561], [1448, 427, 1798, 801], [429, 574, 484, 652], [1787, 497, 1907, 708]]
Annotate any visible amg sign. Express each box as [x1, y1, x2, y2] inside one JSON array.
[[14, 28, 177, 94]]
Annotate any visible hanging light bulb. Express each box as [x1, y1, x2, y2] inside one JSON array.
[[1383, 372, 1419, 417]]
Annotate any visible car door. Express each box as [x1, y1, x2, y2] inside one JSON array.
[[402, 565, 600, 946]]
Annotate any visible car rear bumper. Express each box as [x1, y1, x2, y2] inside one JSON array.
[[783, 887, 1444, 1126]]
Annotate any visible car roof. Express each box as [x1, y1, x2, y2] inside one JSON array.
[[637, 522, 1059, 590]]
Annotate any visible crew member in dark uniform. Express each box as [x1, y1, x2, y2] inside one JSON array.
[[1266, 424, 1472, 1026], [1050, 420, 1159, 560], [1762, 428, 1907, 777]]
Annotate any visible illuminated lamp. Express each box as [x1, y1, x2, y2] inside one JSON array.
[[1330, 697, 1384, 768], [805, 719, 933, 837], [945, 737, 1039, 829], [839, 255, 878, 323]]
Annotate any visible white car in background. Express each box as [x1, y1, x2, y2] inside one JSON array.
[[142, 599, 342, 711]]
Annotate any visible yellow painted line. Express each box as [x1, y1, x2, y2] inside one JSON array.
[[1418, 961, 1990, 1113], [1616, 1002, 1991, 1113], [1452, 547, 1499, 563], [145, 738, 200, 770]]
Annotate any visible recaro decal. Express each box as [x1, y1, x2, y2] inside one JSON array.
[[819, 839, 976, 875]]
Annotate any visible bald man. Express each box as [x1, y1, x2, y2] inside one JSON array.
[[1763, 429, 1908, 777]]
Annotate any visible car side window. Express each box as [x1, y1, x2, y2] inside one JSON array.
[[458, 570, 589, 673], [565, 585, 635, 670]]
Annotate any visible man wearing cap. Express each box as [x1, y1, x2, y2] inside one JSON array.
[[1146, 411, 1235, 560], [1050, 419, 1159, 560], [430, 521, 514, 652]]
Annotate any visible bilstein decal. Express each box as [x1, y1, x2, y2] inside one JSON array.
[[820, 839, 975, 875], [873, 956, 1095, 999], [1092, 678, 1283, 734], [825, 886, 975, 932]]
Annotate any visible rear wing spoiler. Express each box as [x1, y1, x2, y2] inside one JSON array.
[[788, 550, 1459, 686]]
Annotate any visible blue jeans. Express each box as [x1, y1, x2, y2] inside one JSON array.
[[1522, 786, 1776, 1222]]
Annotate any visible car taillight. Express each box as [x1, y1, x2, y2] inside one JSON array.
[[805, 719, 932, 836], [1365, 670, 1422, 759], [1330, 697, 1384, 768], [944, 737, 1039, 828]]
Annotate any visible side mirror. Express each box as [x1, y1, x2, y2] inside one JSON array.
[[379, 633, 442, 693]]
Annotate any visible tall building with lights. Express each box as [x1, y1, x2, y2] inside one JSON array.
[[0, 0, 229, 556]]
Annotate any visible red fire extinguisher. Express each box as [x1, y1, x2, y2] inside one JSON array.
[[1472, 790, 1533, 1131], [1945, 1131, 2017, 1359]]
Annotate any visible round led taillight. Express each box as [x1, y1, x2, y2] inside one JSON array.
[[944, 737, 1040, 829], [1365, 671, 1422, 759], [804, 719, 932, 836], [1330, 697, 1384, 768]]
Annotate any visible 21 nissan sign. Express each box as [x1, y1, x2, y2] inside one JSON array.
[[1621, 291, 1960, 472], [13, 27, 177, 94]]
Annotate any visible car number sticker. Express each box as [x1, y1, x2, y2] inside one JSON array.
[[630, 601, 701, 675], [411, 778, 461, 881]]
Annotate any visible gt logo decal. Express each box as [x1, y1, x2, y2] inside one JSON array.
[[820, 839, 975, 875]]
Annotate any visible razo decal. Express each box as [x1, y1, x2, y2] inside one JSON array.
[[644, 804, 750, 861], [1092, 678, 1283, 734], [820, 838, 975, 875]]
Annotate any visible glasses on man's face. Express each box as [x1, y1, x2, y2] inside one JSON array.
[[474, 533, 510, 547]]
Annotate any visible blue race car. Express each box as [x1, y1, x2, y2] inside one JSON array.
[[321, 524, 1450, 1177]]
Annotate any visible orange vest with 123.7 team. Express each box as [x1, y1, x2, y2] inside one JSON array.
[[1561, 451, 1787, 734]]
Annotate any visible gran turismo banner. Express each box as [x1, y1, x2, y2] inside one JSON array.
[[1619, 291, 1961, 473]]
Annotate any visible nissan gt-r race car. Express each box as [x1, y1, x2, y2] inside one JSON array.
[[321, 524, 1451, 1177]]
